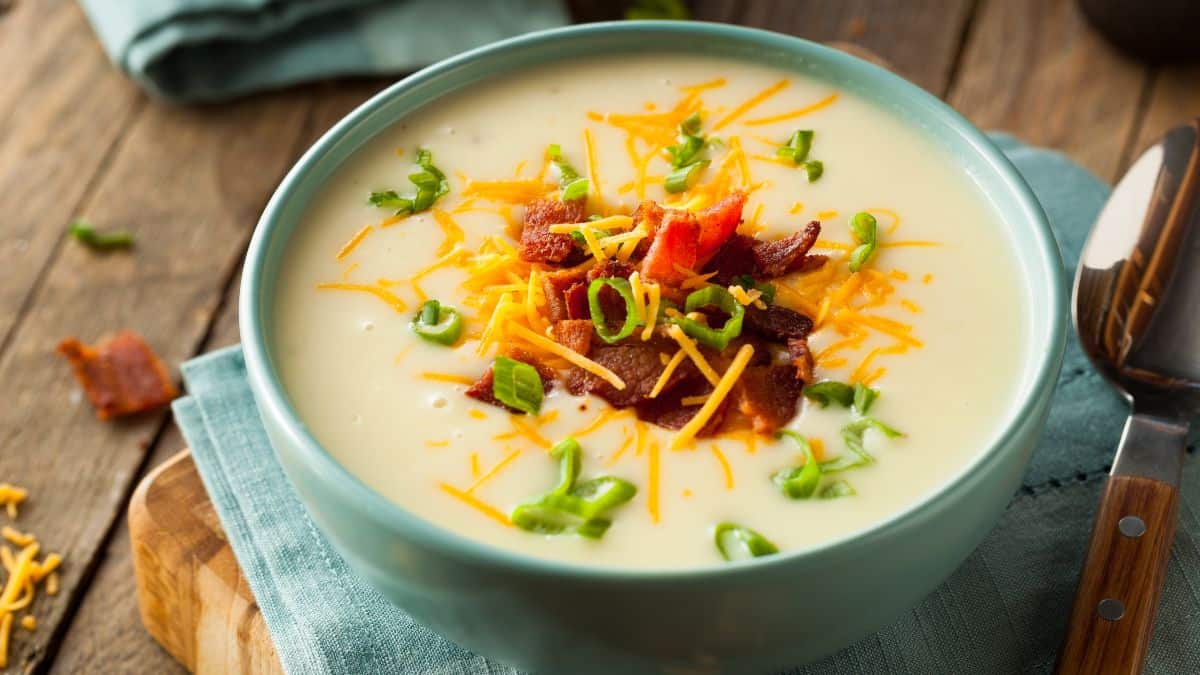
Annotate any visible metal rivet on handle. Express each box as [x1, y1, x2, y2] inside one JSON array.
[[1118, 515, 1146, 538], [1098, 598, 1125, 621]]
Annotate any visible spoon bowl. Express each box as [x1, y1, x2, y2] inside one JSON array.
[[1058, 118, 1200, 674]]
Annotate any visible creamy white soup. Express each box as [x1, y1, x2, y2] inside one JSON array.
[[273, 54, 1027, 568]]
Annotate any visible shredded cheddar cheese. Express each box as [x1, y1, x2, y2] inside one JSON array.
[[711, 444, 734, 489], [743, 91, 839, 126], [431, 209, 466, 257], [0, 488, 61, 670], [508, 324, 626, 390], [438, 483, 511, 527], [672, 344, 755, 449], [468, 449, 522, 493], [463, 179, 556, 204], [335, 224, 373, 261], [666, 325, 721, 387], [0, 487, 25, 520], [712, 79, 790, 131], [647, 439, 661, 523], [315, 283, 407, 313], [648, 349, 688, 399]]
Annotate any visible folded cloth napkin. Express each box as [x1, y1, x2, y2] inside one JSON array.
[[174, 135, 1200, 674], [76, 0, 569, 102]]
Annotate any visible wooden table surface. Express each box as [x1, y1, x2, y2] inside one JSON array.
[[1, 0, 1196, 672]]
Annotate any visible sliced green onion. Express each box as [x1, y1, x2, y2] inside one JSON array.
[[368, 147, 448, 215], [67, 220, 134, 250], [548, 144, 588, 201], [549, 437, 582, 495], [664, 159, 709, 193], [680, 111, 703, 136], [825, 416, 902, 473], [674, 285, 745, 350], [511, 437, 637, 539], [714, 523, 778, 561], [819, 481, 856, 499], [772, 431, 821, 499], [802, 380, 855, 408], [733, 275, 776, 304], [776, 129, 814, 164], [848, 211, 878, 273], [667, 133, 704, 168], [588, 277, 642, 344], [491, 356, 544, 415], [803, 159, 824, 182], [852, 382, 879, 414], [561, 177, 589, 202], [410, 300, 463, 346]]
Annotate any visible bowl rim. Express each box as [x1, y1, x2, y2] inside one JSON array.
[[240, 20, 1066, 581]]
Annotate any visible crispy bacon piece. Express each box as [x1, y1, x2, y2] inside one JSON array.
[[542, 268, 588, 323], [695, 191, 747, 264], [564, 282, 590, 320], [744, 305, 813, 343], [787, 337, 815, 383], [752, 221, 821, 278], [519, 199, 586, 263], [57, 331, 177, 420], [552, 320, 593, 357], [587, 260, 635, 281], [465, 352, 555, 414], [564, 342, 690, 409], [733, 365, 805, 434], [640, 210, 699, 284], [635, 379, 728, 437], [702, 234, 759, 284]]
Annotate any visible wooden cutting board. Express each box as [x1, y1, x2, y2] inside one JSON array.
[[130, 450, 282, 674]]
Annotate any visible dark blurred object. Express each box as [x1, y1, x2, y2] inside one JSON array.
[[1079, 0, 1200, 62]]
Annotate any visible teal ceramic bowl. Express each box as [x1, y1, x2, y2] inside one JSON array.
[[240, 21, 1066, 674]]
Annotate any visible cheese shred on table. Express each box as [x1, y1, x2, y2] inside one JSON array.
[[0, 485, 62, 669]]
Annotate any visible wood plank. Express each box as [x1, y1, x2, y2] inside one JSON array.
[[0, 86, 318, 672], [691, 0, 976, 95], [46, 81, 389, 675], [947, 0, 1148, 182], [1126, 65, 1200, 167], [0, 0, 144, 349]]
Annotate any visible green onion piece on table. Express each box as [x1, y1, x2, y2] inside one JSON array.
[[802, 380, 855, 408], [368, 147, 449, 216], [491, 356, 544, 415], [848, 211, 878, 272], [410, 299, 463, 346], [587, 277, 643, 344], [625, 0, 690, 20], [714, 523, 778, 561], [67, 220, 134, 250], [674, 285, 745, 350], [772, 431, 822, 499], [665, 159, 710, 193], [511, 437, 637, 539]]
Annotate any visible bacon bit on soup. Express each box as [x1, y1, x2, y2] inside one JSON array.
[[56, 331, 177, 420]]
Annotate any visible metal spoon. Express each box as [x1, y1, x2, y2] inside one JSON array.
[[1056, 119, 1200, 674]]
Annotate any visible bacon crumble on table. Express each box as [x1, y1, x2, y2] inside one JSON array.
[[56, 331, 178, 420]]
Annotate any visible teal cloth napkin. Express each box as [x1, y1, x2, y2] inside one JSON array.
[[76, 0, 569, 102], [173, 136, 1200, 674]]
